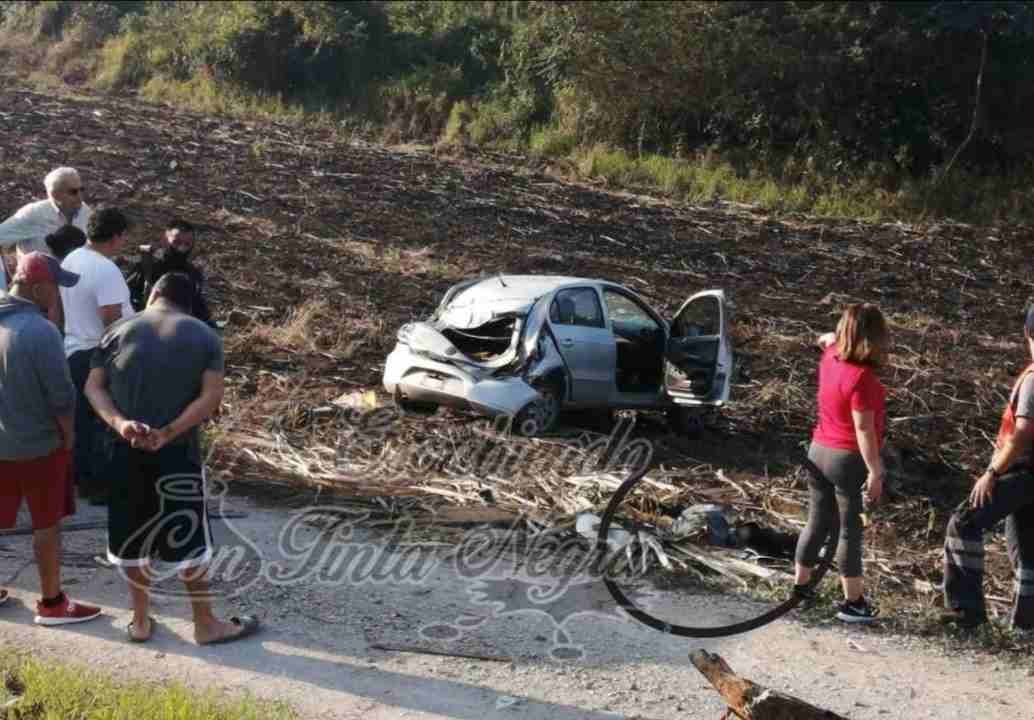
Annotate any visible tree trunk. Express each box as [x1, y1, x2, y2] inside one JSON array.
[[689, 650, 850, 720], [938, 29, 988, 183]]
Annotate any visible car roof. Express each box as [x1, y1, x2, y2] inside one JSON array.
[[448, 275, 596, 304], [440, 274, 608, 328]]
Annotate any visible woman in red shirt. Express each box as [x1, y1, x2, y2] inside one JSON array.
[[794, 303, 888, 623]]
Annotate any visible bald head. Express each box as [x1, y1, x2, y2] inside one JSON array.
[[147, 272, 194, 313]]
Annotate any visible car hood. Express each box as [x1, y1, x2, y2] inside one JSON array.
[[438, 275, 584, 329]]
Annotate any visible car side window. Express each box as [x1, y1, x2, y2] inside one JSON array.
[[675, 296, 720, 337], [549, 288, 605, 328], [603, 290, 661, 334]]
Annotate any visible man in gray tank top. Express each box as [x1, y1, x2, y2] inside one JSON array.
[[85, 272, 259, 644]]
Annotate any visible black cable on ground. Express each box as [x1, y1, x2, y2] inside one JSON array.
[[597, 459, 838, 638]]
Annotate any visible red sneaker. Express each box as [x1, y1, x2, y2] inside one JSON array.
[[34, 594, 101, 626]]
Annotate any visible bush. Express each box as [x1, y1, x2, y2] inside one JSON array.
[[5, 1, 1034, 225], [529, 125, 578, 158], [466, 89, 536, 146], [378, 63, 460, 141], [94, 30, 147, 89], [442, 99, 474, 146]]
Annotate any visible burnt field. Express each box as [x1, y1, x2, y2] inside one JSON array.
[[3, 82, 1034, 633]]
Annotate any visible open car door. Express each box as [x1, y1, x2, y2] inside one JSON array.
[[664, 290, 733, 406]]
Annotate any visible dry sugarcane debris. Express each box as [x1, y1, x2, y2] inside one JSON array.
[[2, 80, 1031, 616]]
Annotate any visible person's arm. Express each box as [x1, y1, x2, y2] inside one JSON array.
[[143, 370, 224, 451], [194, 282, 213, 326], [817, 331, 836, 348], [125, 259, 147, 312], [55, 412, 74, 451], [971, 417, 1034, 507], [98, 303, 123, 328], [84, 366, 152, 444], [0, 205, 39, 250], [96, 262, 132, 327], [853, 409, 884, 503], [850, 372, 885, 503], [974, 375, 1034, 507], [30, 323, 77, 450]]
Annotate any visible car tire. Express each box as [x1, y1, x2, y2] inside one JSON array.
[[393, 390, 438, 417], [514, 384, 562, 437], [667, 406, 707, 436]]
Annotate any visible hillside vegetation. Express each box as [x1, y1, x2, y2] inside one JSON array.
[[2, 0, 1034, 223]]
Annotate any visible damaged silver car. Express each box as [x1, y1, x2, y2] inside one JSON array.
[[383, 275, 734, 435]]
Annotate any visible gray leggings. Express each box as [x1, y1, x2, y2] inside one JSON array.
[[794, 442, 867, 577]]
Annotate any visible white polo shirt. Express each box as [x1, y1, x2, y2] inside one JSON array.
[[60, 246, 134, 357], [0, 199, 92, 291]]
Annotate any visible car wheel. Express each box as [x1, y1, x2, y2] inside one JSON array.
[[393, 390, 438, 417], [515, 384, 561, 437], [667, 406, 706, 436]]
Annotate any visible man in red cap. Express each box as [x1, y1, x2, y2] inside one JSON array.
[[0, 252, 102, 625]]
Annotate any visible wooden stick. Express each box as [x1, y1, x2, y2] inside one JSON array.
[[690, 650, 849, 719]]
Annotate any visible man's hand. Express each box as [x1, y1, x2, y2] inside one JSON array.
[[116, 419, 152, 446], [970, 471, 997, 508], [866, 471, 883, 505], [817, 331, 836, 349], [137, 426, 176, 452]]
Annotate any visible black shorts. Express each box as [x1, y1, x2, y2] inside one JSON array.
[[106, 442, 213, 570]]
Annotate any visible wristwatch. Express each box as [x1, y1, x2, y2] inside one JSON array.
[[987, 463, 1002, 479]]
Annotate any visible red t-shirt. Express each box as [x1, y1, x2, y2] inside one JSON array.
[[812, 345, 886, 451]]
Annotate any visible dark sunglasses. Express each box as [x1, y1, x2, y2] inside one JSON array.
[[65, 187, 81, 195]]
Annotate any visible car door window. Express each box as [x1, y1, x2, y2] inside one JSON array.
[[550, 288, 604, 328], [603, 290, 661, 335], [673, 296, 720, 337]]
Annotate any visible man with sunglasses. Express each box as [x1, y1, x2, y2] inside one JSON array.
[[0, 168, 92, 292]]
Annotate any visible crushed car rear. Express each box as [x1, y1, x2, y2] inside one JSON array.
[[383, 276, 572, 420]]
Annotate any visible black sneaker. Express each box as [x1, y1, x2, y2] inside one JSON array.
[[836, 597, 879, 624], [940, 608, 986, 629]]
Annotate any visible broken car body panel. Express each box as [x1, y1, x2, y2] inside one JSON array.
[[383, 275, 734, 427]]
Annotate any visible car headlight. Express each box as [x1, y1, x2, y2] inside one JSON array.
[[397, 323, 414, 345]]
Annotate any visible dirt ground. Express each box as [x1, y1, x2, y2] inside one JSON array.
[[0, 492, 1030, 720]]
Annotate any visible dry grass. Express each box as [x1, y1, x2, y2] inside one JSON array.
[[342, 242, 444, 277], [234, 300, 364, 361], [0, 30, 45, 73]]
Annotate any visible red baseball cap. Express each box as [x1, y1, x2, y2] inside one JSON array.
[[12, 252, 79, 287]]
